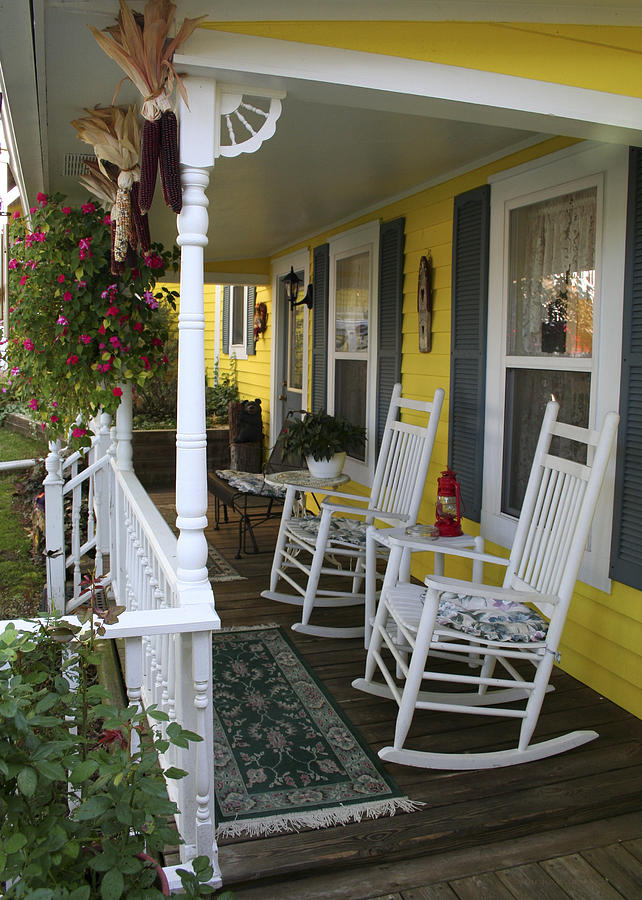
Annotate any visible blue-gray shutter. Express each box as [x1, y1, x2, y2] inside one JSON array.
[[376, 217, 405, 453], [610, 147, 642, 588], [448, 185, 490, 522], [311, 243, 329, 412], [246, 286, 256, 356], [222, 286, 230, 355]]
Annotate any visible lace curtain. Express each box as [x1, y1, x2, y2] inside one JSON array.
[[508, 187, 597, 357]]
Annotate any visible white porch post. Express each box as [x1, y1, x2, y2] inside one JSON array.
[[176, 78, 217, 607], [44, 440, 66, 613]]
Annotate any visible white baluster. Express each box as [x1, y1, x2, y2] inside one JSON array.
[[44, 441, 66, 614], [125, 637, 143, 756], [192, 630, 215, 860]]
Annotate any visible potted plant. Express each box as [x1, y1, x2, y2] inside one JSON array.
[[281, 410, 366, 477], [4, 192, 178, 450], [0, 597, 218, 898]]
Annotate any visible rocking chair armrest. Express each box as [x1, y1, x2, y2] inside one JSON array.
[[320, 497, 404, 520], [317, 489, 370, 504], [423, 573, 557, 607]]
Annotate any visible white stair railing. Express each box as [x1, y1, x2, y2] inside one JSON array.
[[38, 392, 221, 881]]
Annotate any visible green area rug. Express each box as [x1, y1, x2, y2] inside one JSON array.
[[212, 625, 420, 838], [155, 502, 244, 583]]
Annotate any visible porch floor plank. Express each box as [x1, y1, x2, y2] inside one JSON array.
[[150, 490, 642, 899]]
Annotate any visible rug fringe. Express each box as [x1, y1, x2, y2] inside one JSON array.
[[216, 796, 424, 839], [216, 623, 280, 633]]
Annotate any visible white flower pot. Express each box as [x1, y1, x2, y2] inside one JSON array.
[[306, 452, 346, 479]]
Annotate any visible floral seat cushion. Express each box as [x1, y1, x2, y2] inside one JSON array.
[[215, 470, 286, 500], [430, 590, 549, 644], [288, 515, 369, 547]]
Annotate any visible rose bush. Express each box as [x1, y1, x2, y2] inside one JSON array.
[[4, 192, 178, 448]]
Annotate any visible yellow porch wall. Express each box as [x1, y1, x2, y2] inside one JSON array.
[[267, 133, 641, 718], [201, 21, 642, 99]]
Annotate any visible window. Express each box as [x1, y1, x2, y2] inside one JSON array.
[[222, 285, 256, 359], [483, 144, 628, 590], [328, 223, 379, 483]]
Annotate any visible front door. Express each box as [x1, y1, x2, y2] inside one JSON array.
[[275, 269, 308, 435]]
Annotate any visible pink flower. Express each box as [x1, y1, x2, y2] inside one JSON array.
[[52, 401, 58, 408], [57, 274, 65, 284], [79, 334, 91, 344], [62, 207, 71, 215], [81, 203, 96, 215], [109, 336, 122, 349], [151, 338, 163, 347], [104, 214, 111, 225], [113, 387, 123, 398], [8, 259, 17, 270], [140, 355, 151, 370], [63, 291, 72, 302], [72, 427, 87, 438], [98, 324, 106, 335], [10, 367, 19, 376], [143, 253, 163, 270], [35, 231, 46, 242], [30, 206, 38, 214], [57, 316, 68, 326], [143, 290, 159, 309], [23, 339, 34, 351], [66, 354, 79, 366], [76, 279, 87, 290], [19, 275, 28, 286], [25, 260, 37, 270], [36, 192, 48, 206], [12, 210, 20, 220], [106, 306, 119, 316], [132, 322, 143, 333], [50, 415, 59, 423], [28, 398, 38, 411]]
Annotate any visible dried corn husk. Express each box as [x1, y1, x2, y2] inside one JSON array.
[[72, 106, 141, 262], [78, 159, 118, 209], [90, 0, 205, 121]]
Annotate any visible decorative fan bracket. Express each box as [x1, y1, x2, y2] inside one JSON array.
[[215, 84, 285, 159]]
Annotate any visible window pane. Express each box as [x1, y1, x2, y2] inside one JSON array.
[[502, 368, 590, 516], [288, 302, 304, 389], [336, 251, 369, 352], [507, 187, 596, 358], [232, 286, 244, 346], [335, 359, 366, 460]]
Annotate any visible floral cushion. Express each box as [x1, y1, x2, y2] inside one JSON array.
[[288, 515, 369, 548], [431, 590, 549, 644], [215, 470, 286, 500]]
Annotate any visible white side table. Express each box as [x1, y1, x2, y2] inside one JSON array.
[[365, 525, 484, 647]]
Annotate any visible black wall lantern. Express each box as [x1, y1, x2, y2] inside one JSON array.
[[284, 266, 313, 310]]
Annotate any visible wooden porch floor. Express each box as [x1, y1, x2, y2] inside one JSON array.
[[151, 490, 642, 899]]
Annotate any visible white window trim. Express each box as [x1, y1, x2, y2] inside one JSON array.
[[269, 250, 309, 447], [483, 143, 628, 592], [328, 221, 380, 486], [229, 285, 249, 360]]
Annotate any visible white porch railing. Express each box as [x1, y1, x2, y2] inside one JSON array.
[[30, 398, 222, 889]]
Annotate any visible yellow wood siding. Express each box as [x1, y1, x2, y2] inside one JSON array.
[[266, 134, 641, 718], [201, 21, 642, 99]]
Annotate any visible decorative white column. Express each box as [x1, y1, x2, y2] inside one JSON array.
[[175, 78, 217, 607], [115, 383, 133, 472]]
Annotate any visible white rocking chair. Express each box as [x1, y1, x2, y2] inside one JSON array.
[[261, 384, 445, 639], [353, 401, 619, 768]]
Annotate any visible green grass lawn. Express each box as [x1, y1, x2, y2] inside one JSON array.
[[0, 427, 48, 618]]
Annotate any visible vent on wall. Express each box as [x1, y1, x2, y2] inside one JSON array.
[[63, 153, 94, 178]]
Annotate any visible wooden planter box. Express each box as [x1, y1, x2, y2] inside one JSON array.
[[132, 426, 230, 490]]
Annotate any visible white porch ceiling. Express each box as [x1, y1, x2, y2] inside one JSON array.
[[2, 1, 640, 268]]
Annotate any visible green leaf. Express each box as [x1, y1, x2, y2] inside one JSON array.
[[69, 758, 99, 785], [100, 867, 124, 900], [17, 766, 37, 796], [0, 850, 6, 875], [25, 891, 54, 900], [147, 708, 169, 721], [35, 759, 67, 781], [73, 794, 112, 820], [4, 832, 27, 854], [0, 698, 17, 717], [163, 766, 188, 780], [69, 888, 91, 900]]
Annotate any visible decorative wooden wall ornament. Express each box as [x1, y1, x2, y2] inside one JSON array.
[[418, 254, 432, 352]]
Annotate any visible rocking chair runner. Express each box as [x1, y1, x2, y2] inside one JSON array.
[[353, 401, 619, 769], [261, 384, 445, 639]]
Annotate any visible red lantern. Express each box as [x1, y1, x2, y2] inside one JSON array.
[[435, 468, 462, 537]]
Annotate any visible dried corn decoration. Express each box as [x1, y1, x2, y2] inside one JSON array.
[[71, 106, 141, 263], [90, 1, 205, 216]]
